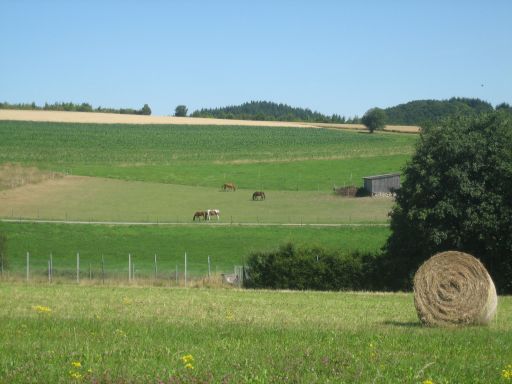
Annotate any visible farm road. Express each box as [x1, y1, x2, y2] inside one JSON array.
[[0, 218, 389, 227]]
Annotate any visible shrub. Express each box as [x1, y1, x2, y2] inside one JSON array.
[[244, 243, 384, 291]]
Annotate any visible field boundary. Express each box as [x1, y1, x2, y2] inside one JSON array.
[[0, 218, 389, 227]]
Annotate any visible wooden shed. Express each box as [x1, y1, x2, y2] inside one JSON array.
[[363, 173, 400, 195]]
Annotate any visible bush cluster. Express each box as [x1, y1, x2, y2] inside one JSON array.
[[244, 243, 385, 291]]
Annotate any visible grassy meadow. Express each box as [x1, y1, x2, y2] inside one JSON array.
[[1, 284, 511, 383], [0, 222, 389, 279]]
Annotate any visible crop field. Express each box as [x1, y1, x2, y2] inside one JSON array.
[[1, 284, 511, 383], [0, 120, 416, 190]]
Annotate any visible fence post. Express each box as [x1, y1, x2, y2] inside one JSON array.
[[76, 252, 80, 284], [128, 253, 132, 282], [154, 254, 157, 280], [50, 253, 53, 282], [101, 255, 105, 284], [26, 252, 30, 282], [184, 252, 187, 287], [48, 260, 51, 283]]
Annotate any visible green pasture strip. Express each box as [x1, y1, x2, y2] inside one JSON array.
[[0, 222, 389, 278], [0, 285, 510, 383], [69, 154, 410, 191], [0, 120, 416, 189], [0, 177, 394, 224]]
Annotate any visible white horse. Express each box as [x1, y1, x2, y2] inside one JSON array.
[[207, 209, 220, 221]]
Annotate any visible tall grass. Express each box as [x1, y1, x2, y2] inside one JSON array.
[[0, 284, 510, 383]]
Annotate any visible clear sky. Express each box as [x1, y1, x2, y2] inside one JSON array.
[[1, 0, 510, 117]]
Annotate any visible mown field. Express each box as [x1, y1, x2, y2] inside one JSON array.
[[0, 222, 389, 278], [1, 284, 511, 383]]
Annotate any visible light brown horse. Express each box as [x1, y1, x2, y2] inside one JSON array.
[[252, 191, 266, 200], [193, 211, 208, 221], [222, 183, 236, 191]]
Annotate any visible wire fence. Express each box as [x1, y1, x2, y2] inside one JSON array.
[[0, 252, 245, 287]]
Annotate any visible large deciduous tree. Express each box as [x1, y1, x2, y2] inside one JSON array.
[[362, 108, 387, 133], [384, 112, 512, 292], [174, 105, 188, 117]]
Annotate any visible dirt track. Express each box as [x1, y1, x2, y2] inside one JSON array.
[[0, 109, 420, 133]]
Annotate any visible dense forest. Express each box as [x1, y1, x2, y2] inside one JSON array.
[[382, 97, 500, 125], [0, 101, 152, 115], [191, 101, 359, 123]]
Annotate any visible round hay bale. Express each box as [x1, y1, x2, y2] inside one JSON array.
[[413, 251, 497, 326]]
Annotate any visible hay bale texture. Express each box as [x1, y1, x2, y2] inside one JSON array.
[[413, 251, 497, 326]]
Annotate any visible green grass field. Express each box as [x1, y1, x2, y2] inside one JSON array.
[[0, 120, 416, 190], [1, 284, 510, 383], [0, 177, 393, 224], [0, 222, 389, 278]]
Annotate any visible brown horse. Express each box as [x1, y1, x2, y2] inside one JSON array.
[[193, 211, 208, 221], [222, 183, 236, 191], [252, 191, 266, 200]]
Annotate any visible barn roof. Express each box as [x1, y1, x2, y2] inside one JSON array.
[[362, 173, 401, 180]]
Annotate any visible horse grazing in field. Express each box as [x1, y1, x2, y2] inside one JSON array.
[[222, 183, 236, 191], [207, 209, 221, 221], [193, 211, 208, 221], [252, 191, 266, 200]]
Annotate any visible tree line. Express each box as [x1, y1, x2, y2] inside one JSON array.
[[0, 101, 152, 115], [190, 101, 360, 124]]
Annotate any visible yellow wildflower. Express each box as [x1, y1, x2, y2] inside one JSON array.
[[502, 364, 512, 379], [71, 361, 81, 368], [422, 380, 434, 384], [181, 354, 194, 364], [184, 363, 194, 370], [69, 371, 82, 380], [33, 305, 52, 314]]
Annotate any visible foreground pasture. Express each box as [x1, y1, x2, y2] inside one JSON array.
[[0, 284, 510, 383]]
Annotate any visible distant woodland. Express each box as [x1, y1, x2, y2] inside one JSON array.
[[383, 98, 512, 125], [0, 101, 152, 115], [192, 99, 512, 126], [191, 101, 357, 123]]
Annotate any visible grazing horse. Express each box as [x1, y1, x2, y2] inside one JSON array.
[[252, 191, 266, 200], [222, 183, 236, 191], [207, 209, 221, 221], [193, 211, 208, 221]]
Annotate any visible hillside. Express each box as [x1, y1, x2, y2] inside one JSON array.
[[383, 97, 496, 125], [191, 100, 353, 123]]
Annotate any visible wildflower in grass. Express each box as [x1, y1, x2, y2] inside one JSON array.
[[69, 370, 82, 380], [122, 297, 132, 305], [32, 305, 52, 314], [422, 379, 434, 384], [114, 328, 127, 338], [185, 363, 194, 370], [181, 354, 194, 364], [503, 364, 512, 379], [71, 361, 82, 368]]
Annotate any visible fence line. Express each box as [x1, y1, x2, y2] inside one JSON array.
[[4, 251, 245, 287]]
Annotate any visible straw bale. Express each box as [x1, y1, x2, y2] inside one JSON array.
[[413, 251, 497, 326]]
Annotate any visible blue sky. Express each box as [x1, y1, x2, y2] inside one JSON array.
[[1, 0, 510, 117]]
